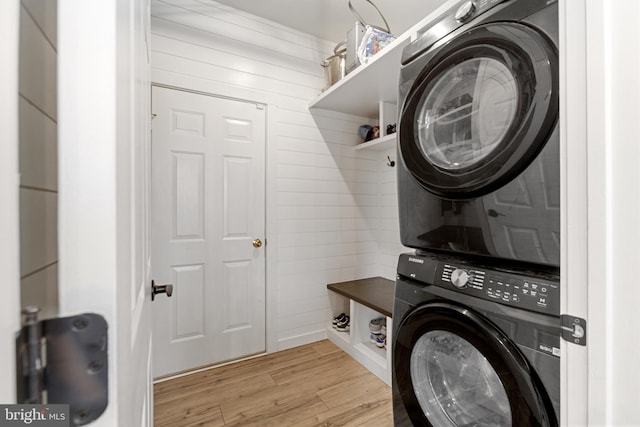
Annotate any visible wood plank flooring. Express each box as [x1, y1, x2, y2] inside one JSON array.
[[154, 340, 393, 426]]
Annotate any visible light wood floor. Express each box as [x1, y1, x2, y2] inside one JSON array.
[[154, 339, 393, 426]]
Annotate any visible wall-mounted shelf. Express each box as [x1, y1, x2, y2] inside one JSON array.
[[308, 0, 459, 122], [354, 133, 396, 151], [309, 35, 410, 118]]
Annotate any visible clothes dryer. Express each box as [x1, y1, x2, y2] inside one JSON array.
[[397, 0, 559, 267], [392, 252, 560, 426]]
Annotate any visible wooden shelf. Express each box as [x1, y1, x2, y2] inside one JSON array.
[[327, 279, 395, 385], [327, 277, 395, 318]]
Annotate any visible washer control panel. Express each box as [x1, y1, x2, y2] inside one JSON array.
[[439, 264, 559, 315], [398, 253, 560, 316]]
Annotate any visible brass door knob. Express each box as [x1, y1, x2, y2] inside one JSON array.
[[253, 238, 262, 248]]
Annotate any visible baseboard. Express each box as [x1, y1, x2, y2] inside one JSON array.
[[277, 329, 327, 351]]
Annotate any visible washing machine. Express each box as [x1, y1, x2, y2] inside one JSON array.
[[392, 252, 560, 426], [397, 0, 560, 267]]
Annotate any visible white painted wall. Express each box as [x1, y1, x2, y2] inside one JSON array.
[[375, 144, 406, 280], [19, 0, 58, 318], [149, 0, 406, 352]]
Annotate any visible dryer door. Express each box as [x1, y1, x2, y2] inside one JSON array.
[[398, 22, 558, 199], [393, 301, 557, 427]]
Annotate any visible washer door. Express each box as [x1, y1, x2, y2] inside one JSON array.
[[393, 302, 557, 427], [398, 22, 558, 199]]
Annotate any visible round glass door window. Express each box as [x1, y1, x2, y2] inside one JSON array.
[[410, 330, 511, 426], [415, 58, 518, 171]]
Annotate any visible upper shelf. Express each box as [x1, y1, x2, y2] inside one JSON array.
[[308, 34, 411, 118], [307, 0, 459, 119]]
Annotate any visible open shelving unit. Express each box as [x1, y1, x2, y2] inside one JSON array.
[[309, 35, 410, 117], [309, 33, 406, 153], [354, 133, 396, 151], [327, 277, 395, 385], [313, 1, 461, 384]]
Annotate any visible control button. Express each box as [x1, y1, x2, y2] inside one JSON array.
[[450, 269, 470, 288], [541, 287, 547, 293], [531, 291, 537, 297], [455, 1, 476, 22]]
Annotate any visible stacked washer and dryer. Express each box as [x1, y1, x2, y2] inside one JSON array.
[[392, 0, 561, 426]]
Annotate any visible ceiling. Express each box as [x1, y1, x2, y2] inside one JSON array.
[[212, 0, 447, 44]]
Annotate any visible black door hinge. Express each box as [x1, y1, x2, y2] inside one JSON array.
[[561, 314, 587, 346], [16, 307, 109, 426]]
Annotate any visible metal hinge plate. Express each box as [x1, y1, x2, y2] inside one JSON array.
[[16, 310, 108, 426], [561, 314, 587, 346]]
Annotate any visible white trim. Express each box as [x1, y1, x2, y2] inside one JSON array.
[[150, 77, 279, 356], [265, 103, 279, 354], [58, 1, 119, 424], [585, 1, 640, 425], [584, 1, 609, 424], [277, 329, 328, 351], [559, 0, 589, 425], [151, 70, 271, 108], [151, 82, 266, 109], [0, 0, 21, 403], [562, 1, 640, 425], [153, 352, 268, 384]]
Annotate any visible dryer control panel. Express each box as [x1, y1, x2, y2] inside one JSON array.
[[397, 253, 560, 316]]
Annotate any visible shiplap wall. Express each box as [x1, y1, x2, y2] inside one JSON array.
[[150, 0, 405, 350], [19, 0, 58, 318], [377, 144, 406, 280]]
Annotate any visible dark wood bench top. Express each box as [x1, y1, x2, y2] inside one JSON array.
[[327, 277, 395, 318]]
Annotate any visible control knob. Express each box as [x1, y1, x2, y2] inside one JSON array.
[[455, 1, 476, 23], [450, 269, 470, 288]]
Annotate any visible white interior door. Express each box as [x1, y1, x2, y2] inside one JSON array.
[[151, 86, 266, 378], [57, 0, 153, 425]]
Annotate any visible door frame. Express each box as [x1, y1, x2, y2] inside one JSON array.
[[0, 0, 21, 403], [150, 82, 277, 357], [561, 1, 640, 425], [58, 0, 153, 425]]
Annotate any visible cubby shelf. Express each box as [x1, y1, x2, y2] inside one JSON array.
[[354, 133, 397, 151], [327, 277, 395, 385]]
